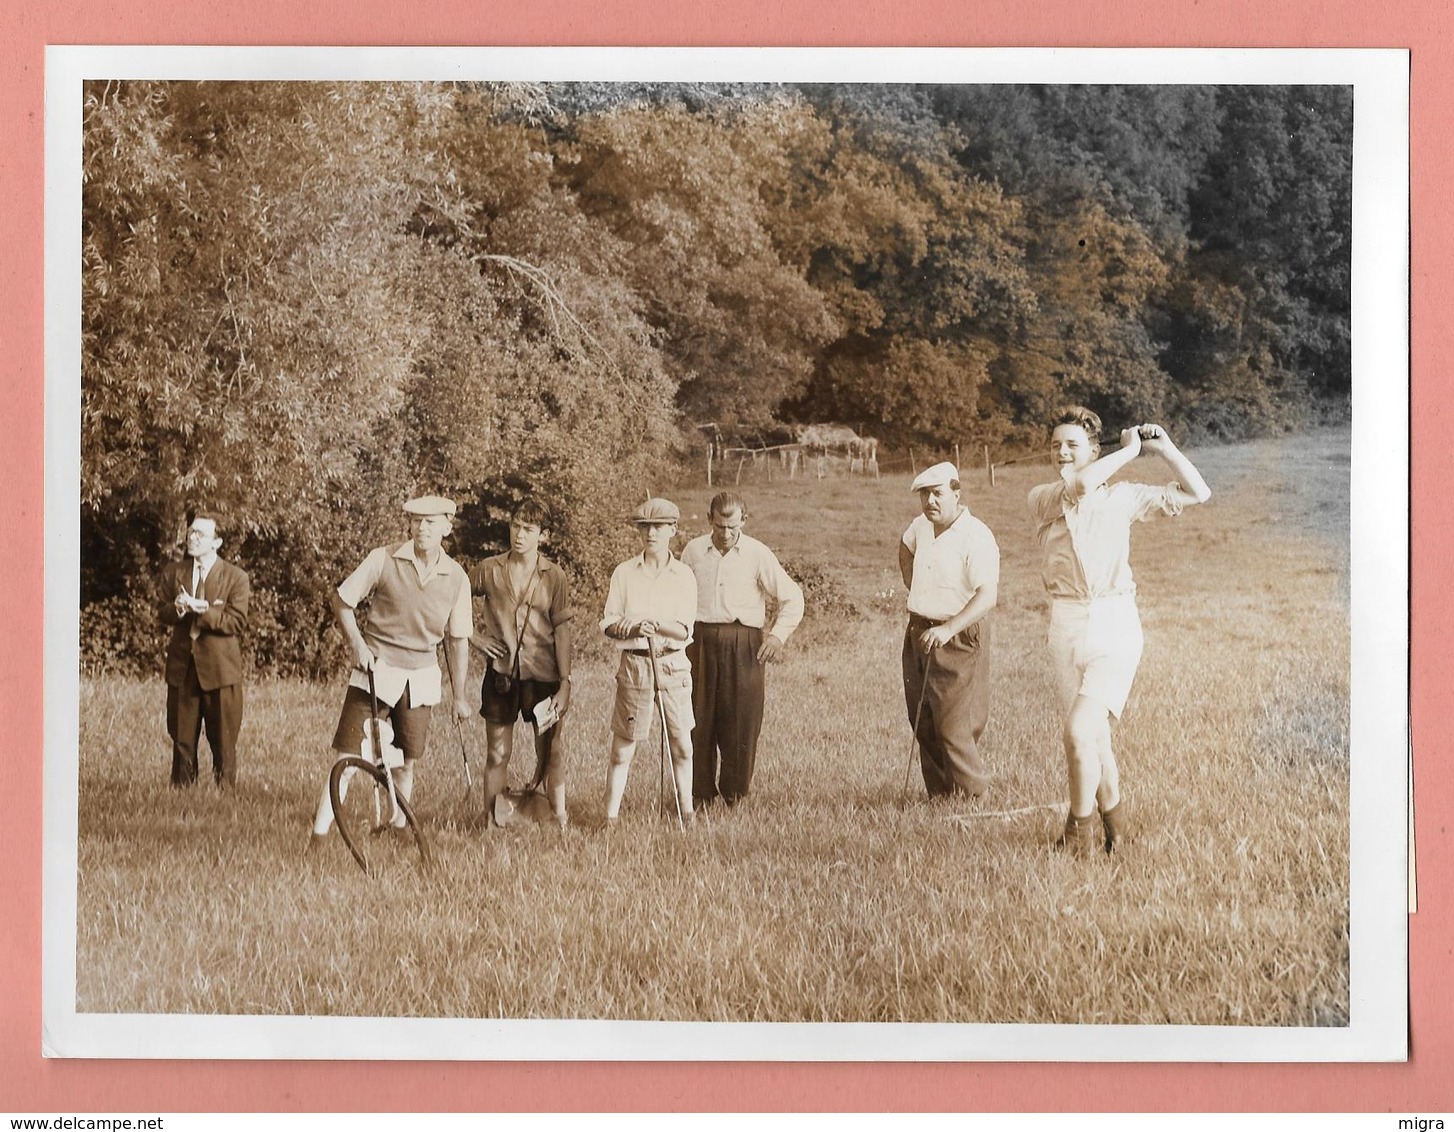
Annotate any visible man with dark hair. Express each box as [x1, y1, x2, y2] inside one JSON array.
[[469, 499, 574, 828], [899, 463, 999, 798], [309, 495, 473, 843], [1029, 407, 1211, 854], [681, 490, 803, 808], [157, 510, 251, 787]]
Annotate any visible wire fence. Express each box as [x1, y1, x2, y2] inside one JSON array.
[[701, 440, 1056, 488]]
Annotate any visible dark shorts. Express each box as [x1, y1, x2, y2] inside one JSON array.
[[480, 667, 562, 727], [332, 682, 431, 761]]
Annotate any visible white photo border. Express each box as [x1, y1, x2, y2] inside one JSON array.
[[43, 45, 1410, 1062]]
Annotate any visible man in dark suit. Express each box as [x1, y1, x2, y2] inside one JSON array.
[[157, 511, 250, 787]]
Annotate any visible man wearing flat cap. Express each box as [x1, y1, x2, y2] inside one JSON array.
[[599, 497, 698, 827], [309, 495, 474, 844], [899, 462, 999, 798]]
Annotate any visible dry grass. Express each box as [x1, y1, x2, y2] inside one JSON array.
[[74, 428, 1350, 1025]]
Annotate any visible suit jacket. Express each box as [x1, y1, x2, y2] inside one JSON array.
[[158, 556, 251, 691]]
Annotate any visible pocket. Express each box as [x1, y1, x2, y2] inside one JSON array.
[[658, 651, 692, 687], [952, 622, 981, 652], [617, 655, 652, 691]]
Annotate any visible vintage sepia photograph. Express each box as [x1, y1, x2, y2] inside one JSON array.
[[43, 47, 1409, 1061]]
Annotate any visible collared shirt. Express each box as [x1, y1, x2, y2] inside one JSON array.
[[338, 541, 473, 673], [680, 532, 805, 642], [902, 508, 1000, 621], [348, 658, 443, 709], [188, 554, 217, 640], [1028, 467, 1185, 600], [469, 552, 573, 682], [600, 554, 698, 652], [190, 555, 215, 595]]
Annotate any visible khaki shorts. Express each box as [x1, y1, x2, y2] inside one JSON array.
[[611, 650, 694, 741], [1049, 594, 1144, 719]]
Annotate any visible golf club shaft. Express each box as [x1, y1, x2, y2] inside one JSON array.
[[444, 647, 474, 790], [647, 643, 685, 829], [905, 645, 935, 793], [368, 668, 400, 822]]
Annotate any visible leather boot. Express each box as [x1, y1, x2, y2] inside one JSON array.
[[1100, 801, 1127, 854], [1055, 810, 1100, 857]]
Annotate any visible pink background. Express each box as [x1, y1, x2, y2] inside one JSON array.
[[3, 1, 1442, 1113]]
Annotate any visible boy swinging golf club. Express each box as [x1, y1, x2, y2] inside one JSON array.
[[1029, 409, 1211, 855], [599, 498, 698, 830]]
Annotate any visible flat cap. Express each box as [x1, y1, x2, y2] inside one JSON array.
[[632, 497, 681, 524], [909, 462, 960, 492], [403, 495, 457, 518]]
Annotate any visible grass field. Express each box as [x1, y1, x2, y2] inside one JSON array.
[[74, 428, 1350, 1025]]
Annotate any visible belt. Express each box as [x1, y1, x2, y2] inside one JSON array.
[[906, 612, 946, 628], [1050, 590, 1137, 606], [626, 647, 682, 656]]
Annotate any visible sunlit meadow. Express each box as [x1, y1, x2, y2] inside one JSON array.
[[74, 429, 1350, 1025]]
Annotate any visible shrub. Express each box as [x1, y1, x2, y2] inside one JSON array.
[[79, 586, 160, 678], [777, 554, 858, 620]]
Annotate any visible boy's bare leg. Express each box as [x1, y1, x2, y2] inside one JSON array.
[[311, 757, 350, 836], [1063, 694, 1111, 819], [1095, 737, 1121, 812], [1096, 733, 1125, 850], [668, 726, 695, 820], [484, 721, 514, 818], [388, 756, 416, 827], [538, 728, 568, 822], [604, 735, 636, 819]]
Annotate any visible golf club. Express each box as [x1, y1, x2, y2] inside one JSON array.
[[903, 643, 936, 795], [443, 647, 476, 814], [646, 641, 686, 830], [370, 667, 401, 825]]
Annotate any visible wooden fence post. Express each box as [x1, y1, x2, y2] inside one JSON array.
[[707, 444, 713, 487], [984, 445, 992, 488]]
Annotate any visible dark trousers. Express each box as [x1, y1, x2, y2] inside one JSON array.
[[166, 657, 243, 787], [688, 622, 766, 805], [902, 615, 992, 797]]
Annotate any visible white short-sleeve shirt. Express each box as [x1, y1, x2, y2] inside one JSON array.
[[1028, 468, 1185, 600], [902, 509, 1000, 621]]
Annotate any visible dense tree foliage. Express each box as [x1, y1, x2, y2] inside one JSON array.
[[80, 79, 1352, 674]]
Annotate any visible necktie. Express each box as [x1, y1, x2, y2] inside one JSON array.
[[190, 564, 206, 640]]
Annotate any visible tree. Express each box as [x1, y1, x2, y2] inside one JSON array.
[[401, 87, 685, 583], [780, 86, 1037, 444], [561, 96, 840, 427], [83, 81, 454, 559], [936, 84, 1221, 251], [1177, 86, 1353, 411], [81, 80, 685, 674]]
